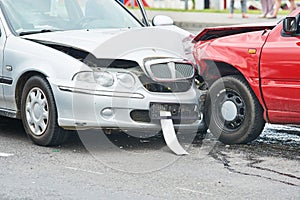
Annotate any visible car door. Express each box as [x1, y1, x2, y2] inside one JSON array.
[[260, 20, 300, 122], [0, 24, 6, 109]]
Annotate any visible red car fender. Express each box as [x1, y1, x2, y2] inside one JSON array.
[[194, 30, 271, 118]]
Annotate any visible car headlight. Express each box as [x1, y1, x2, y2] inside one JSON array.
[[116, 73, 135, 88], [93, 71, 114, 87], [73, 71, 114, 87]]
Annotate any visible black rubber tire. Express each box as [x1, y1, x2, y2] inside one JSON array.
[[21, 76, 68, 146], [205, 75, 265, 144]]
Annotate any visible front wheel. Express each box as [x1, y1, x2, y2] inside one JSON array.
[[21, 76, 68, 146], [205, 75, 265, 144]]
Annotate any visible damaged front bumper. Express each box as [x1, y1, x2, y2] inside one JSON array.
[[53, 81, 206, 134]]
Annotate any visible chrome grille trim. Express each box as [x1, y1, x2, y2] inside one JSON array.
[[145, 58, 195, 82]]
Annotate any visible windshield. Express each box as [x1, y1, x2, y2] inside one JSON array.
[[1, 0, 142, 35]]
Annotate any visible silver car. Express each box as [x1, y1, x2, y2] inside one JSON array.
[[0, 0, 206, 146]]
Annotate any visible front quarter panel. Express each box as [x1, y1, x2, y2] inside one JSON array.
[[3, 36, 88, 111], [194, 30, 270, 103], [195, 30, 269, 78]]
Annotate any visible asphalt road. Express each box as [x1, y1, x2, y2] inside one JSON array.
[[0, 116, 299, 200]]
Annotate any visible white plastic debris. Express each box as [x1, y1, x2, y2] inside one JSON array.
[[0, 153, 14, 157], [160, 111, 189, 155]]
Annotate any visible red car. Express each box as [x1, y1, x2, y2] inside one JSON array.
[[193, 9, 300, 144]]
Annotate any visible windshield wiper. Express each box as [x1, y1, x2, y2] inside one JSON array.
[[19, 29, 61, 36]]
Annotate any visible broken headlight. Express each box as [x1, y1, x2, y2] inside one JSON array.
[[116, 72, 135, 88], [74, 71, 114, 87], [73, 71, 135, 88]]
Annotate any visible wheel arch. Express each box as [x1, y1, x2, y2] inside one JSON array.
[[15, 71, 48, 118], [201, 60, 243, 85], [201, 59, 268, 122], [203, 60, 264, 100]]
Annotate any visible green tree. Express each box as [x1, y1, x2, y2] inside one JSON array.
[[192, 0, 195, 9]]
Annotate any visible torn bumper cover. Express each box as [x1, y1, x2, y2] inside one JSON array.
[[160, 110, 189, 155], [55, 82, 206, 134]]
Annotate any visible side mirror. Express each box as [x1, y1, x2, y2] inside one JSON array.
[[283, 17, 298, 35], [152, 15, 174, 26]]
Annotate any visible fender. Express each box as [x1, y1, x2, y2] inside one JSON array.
[[194, 29, 271, 116]]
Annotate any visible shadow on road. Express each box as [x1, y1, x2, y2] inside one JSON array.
[[0, 116, 299, 160]]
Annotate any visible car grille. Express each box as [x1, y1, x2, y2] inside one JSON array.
[[175, 63, 195, 78], [149, 62, 194, 81], [150, 63, 172, 79], [141, 59, 195, 93]]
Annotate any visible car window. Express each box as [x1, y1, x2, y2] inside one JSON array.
[[1, 0, 142, 35]]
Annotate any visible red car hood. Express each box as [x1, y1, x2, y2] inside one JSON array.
[[193, 22, 277, 42]]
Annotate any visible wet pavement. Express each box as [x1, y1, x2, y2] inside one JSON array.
[[0, 114, 299, 159]]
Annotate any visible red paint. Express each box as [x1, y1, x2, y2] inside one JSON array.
[[193, 8, 300, 124]]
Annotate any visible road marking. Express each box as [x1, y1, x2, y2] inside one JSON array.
[[65, 166, 104, 175], [176, 187, 213, 196], [0, 153, 14, 157]]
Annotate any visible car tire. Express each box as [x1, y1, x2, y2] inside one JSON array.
[[205, 75, 265, 144], [21, 76, 67, 146]]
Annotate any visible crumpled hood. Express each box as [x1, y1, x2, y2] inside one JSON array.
[[193, 22, 277, 42], [22, 28, 132, 53], [22, 27, 191, 63]]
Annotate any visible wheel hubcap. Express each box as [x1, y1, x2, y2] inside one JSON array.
[[25, 88, 49, 136], [214, 89, 245, 131], [221, 101, 238, 121]]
